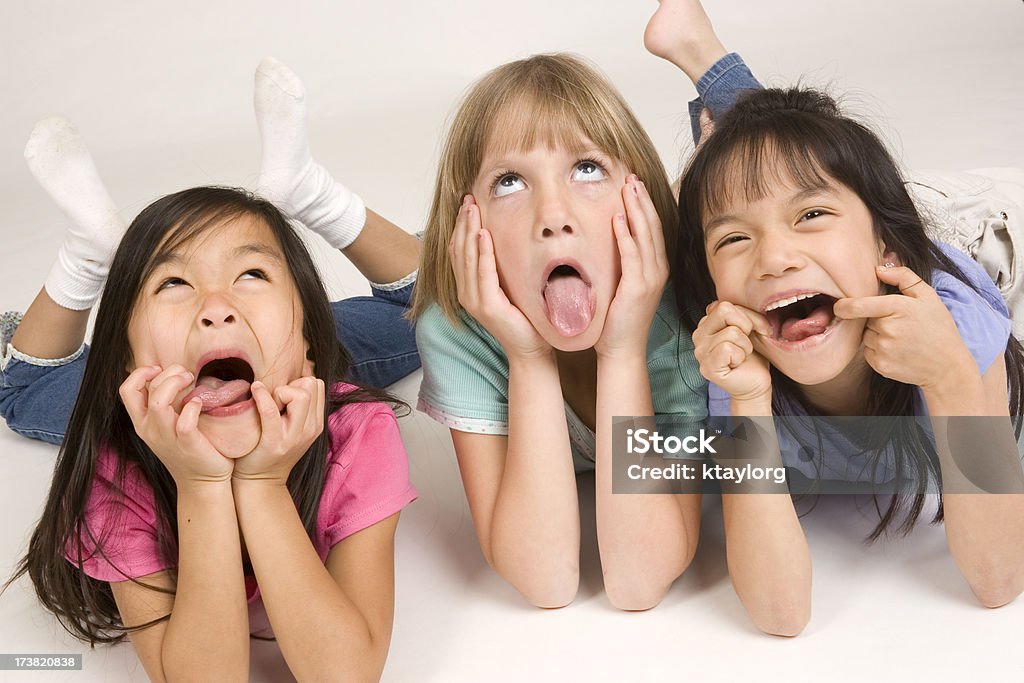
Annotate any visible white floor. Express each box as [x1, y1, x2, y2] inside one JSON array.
[[1, 1, 1023, 681]]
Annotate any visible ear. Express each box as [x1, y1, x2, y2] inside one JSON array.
[[880, 249, 903, 268]]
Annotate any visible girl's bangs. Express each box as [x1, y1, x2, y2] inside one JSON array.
[[481, 86, 626, 162], [697, 131, 837, 225], [139, 205, 254, 286]]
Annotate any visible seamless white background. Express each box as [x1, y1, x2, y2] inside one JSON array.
[[1, 2, 1022, 681]]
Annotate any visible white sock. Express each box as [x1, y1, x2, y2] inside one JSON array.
[[26, 117, 125, 311], [254, 57, 366, 250]]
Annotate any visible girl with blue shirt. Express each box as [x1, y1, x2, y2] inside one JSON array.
[[676, 84, 1024, 635]]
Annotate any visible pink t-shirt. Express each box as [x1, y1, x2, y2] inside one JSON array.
[[67, 388, 417, 635]]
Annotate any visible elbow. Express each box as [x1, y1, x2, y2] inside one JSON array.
[[969, 570, 1024, 609], [515, 573, 579, 609], [752, 608, 810, 638], [746, 595, 811, 638], [605, 583, 669, 612], [497, 561, 578, 608], [604, 570, 674, 612], [488, 545, 579, 608], [602, 544, 695, 612]]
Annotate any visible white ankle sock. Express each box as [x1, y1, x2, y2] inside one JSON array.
[[254, 57, 365, 251], [26, 117, 125, 311]]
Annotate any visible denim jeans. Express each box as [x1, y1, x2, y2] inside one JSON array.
[[687, 52, 763, 145], [0, 280, 419, 446]]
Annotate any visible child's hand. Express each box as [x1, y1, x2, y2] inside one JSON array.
[[833, 265, 975, 390], [693, 301, 773, 402], [232, 364, 326, 487], [449, 195, 551, 360], [120, 364, 234, 486], [596, 176, 669, 360]]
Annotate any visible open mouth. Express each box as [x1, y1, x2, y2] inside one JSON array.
[[542, 262, 595, 337], [184, 356, 256, 415], [763, 293, 839, 344]]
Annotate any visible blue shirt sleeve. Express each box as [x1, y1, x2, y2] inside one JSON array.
[[933, 241, 1012, 374]]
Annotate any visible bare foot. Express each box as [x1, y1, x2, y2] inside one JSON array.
[[643, 0, 728, 84]]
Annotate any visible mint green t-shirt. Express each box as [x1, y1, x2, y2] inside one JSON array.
[[416, 287, 708, 470]]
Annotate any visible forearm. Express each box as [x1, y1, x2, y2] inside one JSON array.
[[925, 372, 1024, 606], [162, 483, 248, 682], [234, 482, 388, 681], [722, 398, 810, 636], [594, 352, 696, 610], [491, 353, 580, 606]]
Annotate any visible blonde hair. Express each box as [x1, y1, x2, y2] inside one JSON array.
[[410, 53, 678, 321]]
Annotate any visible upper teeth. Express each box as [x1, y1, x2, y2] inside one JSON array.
[[764, 292, 819, 312]]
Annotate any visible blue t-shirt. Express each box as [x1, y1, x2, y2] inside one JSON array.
[[707, 242, 1013, 483]]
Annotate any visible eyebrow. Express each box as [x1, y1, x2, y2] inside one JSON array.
[[703, 185, 837, 237], [149, 242, 284, 271]]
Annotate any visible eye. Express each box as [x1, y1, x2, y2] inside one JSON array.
[[572, 159, 607, 182], [714, 234, 748, 252], [239, 269, 268, 281], [799, 209, 826, 222], [157, 277, 188, 292], [492, 171, 526, 198]]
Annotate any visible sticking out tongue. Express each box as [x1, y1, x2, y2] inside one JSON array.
[[543, 268, 593, 336], [779, 305, 833, 342], [187, 376, 252, 412]]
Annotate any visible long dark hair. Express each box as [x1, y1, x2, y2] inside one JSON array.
[[6, 187, 406, 643], [675, 88, 1024, 538]]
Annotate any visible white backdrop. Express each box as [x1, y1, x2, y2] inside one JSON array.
[[1, 2, 1023, 681]]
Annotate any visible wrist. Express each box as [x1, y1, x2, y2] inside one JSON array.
[[595, 341, 647, 365], [507, 348, 557, 370], [231, 473, 291, 490], [730, 390, 773, 417], [921, 362, 985, 414], [176, 477, 235, 501]]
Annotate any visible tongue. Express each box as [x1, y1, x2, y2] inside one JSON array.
[[780, 305, 833, 342], [544, 275, 592, 336], [186, 376, 252, 412]]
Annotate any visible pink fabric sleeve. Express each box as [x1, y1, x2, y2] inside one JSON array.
[[318, 401, 418, 552], [66, 447, 172, 582]]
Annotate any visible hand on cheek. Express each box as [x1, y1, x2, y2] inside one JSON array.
[[596, 175, 669, 359], [448, 194, 550, 360], [119, 364, 234, 486], [232, 370, 326, 487], [832, 264, 973, 389]]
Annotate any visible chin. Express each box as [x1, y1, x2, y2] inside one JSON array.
[[770, 359, 847, 387], [200, 410, 261, 458]]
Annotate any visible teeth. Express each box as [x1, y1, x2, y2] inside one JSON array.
[[764, 292, 820, 312]]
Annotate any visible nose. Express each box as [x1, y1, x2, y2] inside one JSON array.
[[755, 228, 805, 279], [197, 293, 239, 328], [534, 183, 576, 239]]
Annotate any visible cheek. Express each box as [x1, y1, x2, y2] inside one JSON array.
[[706, 258, 742, 302]]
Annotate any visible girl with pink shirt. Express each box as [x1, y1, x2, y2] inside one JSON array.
[[5, 186, 416, 680]]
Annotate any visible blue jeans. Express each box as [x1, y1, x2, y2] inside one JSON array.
[[687, 52, 763, 145], [0, 281, 419, 446]]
